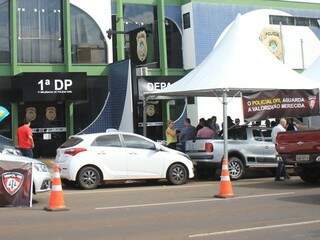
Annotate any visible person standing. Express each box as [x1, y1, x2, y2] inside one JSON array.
[[210, 116, 220, 132], [179, 118, 196, 152], [196, 118, 205, 133], [166, 120, 177, 149], [17, 120, 34, 158], [197, 120, 215, 139], [271, 118, 288, 181], [286, 118, 297, 131]]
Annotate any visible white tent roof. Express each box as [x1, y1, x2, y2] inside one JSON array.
[[303, 56, 320, 81], [146, 14, 318, 98]]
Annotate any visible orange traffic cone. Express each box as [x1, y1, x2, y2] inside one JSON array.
[[44, 164, 68, 211], [215, 159, 234, 198]]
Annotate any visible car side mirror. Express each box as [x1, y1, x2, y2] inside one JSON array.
[[155, 144, 162, 151]]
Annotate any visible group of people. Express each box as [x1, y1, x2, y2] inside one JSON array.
[[166, 116, 229, 152]]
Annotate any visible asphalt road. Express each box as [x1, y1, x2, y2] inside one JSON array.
[[1, 177, 320, 240]]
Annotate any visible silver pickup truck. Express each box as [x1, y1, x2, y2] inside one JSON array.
[[185, 126, 277, 180]]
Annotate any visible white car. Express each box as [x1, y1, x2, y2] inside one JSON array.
[[0, 153, 51, 194], [55, 131, 195, 189]]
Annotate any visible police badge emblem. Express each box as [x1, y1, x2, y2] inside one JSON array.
[[259, 28, 283, 60], [146, 104, 155, 117], [136, 30, 148, 62], [25, 107, 37, 122], [46, 106, 57, 121], [2, 172, 24, 196]]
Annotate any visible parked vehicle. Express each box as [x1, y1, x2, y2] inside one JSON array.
[[0, 144, 21, 155], [185, 125, 277, 180], [0, 153, 51, 194], [55, 131, 195, 189], [276, 130, 320, 183]]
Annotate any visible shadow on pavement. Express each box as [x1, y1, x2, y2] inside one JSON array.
[[236, 178, 320, 190], [279, 194, 320, 205], [61, 179, 170, 190]]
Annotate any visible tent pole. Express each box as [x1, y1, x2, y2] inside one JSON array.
[[143, 97, 147, 137], [223, 90, 228, 160]]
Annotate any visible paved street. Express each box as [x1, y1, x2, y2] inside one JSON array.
[[1, 177, 320, 240]]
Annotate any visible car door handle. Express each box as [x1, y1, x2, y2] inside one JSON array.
[[98, 151, 107, 155], [297, 141, 304, 145], [129, 152, 137, 155]]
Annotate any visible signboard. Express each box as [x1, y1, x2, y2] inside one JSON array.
[[242, 89, 320, 121], [137, 76, 179, 100], [0, 161, 33, 207], [13, 73, 87, 102], [129, 28, 148, 65]]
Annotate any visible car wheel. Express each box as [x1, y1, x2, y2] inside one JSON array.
[[228, 157, 245, 180], [167, 163, 188, 185], [77, 166, 101, 190], [299, 168, 320, 184]]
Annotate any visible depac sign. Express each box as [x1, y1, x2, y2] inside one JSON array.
[[137, 77, 177, 100], [14, 73, 87, 102]]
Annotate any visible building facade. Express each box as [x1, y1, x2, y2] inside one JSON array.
[[0, 0, 319, 157]]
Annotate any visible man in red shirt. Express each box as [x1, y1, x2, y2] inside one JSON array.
[[17, 120, 34, 158]]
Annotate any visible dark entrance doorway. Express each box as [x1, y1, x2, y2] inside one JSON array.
[[18, 102, 66, 158]]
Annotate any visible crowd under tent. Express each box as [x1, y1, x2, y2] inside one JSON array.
[[144, 14, 319, 159]]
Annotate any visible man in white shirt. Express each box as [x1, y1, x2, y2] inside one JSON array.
[[271, 118, 287, 144], [271, 118, 288, 181]]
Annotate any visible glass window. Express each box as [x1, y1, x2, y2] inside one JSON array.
[[123, 134, 155, 149], [270, 15, 319, 28], [253, 129, 272, 142], [111, 15, 117, 62], [182, 12, 190, 29], [228, 128, 247, 140], [17, 0, 63, 63], [261, 129, 272, 142], [165, 18, 182, 68], [310, 18, 320, 27], [124, 4, 159, 67], [60, 137, 83, 148], [252, 129, 263, 141], [92, 134, 122, 147], [296, 17, 309, 26], [0, 0, 9, 63], [71, 5, 108, 64]]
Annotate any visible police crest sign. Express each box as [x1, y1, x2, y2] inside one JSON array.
[[2, 172, 24, 196], [0, 161, 33, 207], [136, 30, 148, 62]]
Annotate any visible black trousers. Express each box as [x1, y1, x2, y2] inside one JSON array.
[[20, 148, 34, 158], [167, 142, 177, 150], [275, 160, 288, 179]]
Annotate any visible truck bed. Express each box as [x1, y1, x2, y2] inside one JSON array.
[[276, 130, 320, 154]]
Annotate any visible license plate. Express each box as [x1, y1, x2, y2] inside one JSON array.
[[296, 155, 309, 161]]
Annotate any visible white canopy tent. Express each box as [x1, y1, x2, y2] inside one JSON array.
[[144, 14, 319, 159], [303, 56, 320, 81], [302, 56, 320, 127]]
